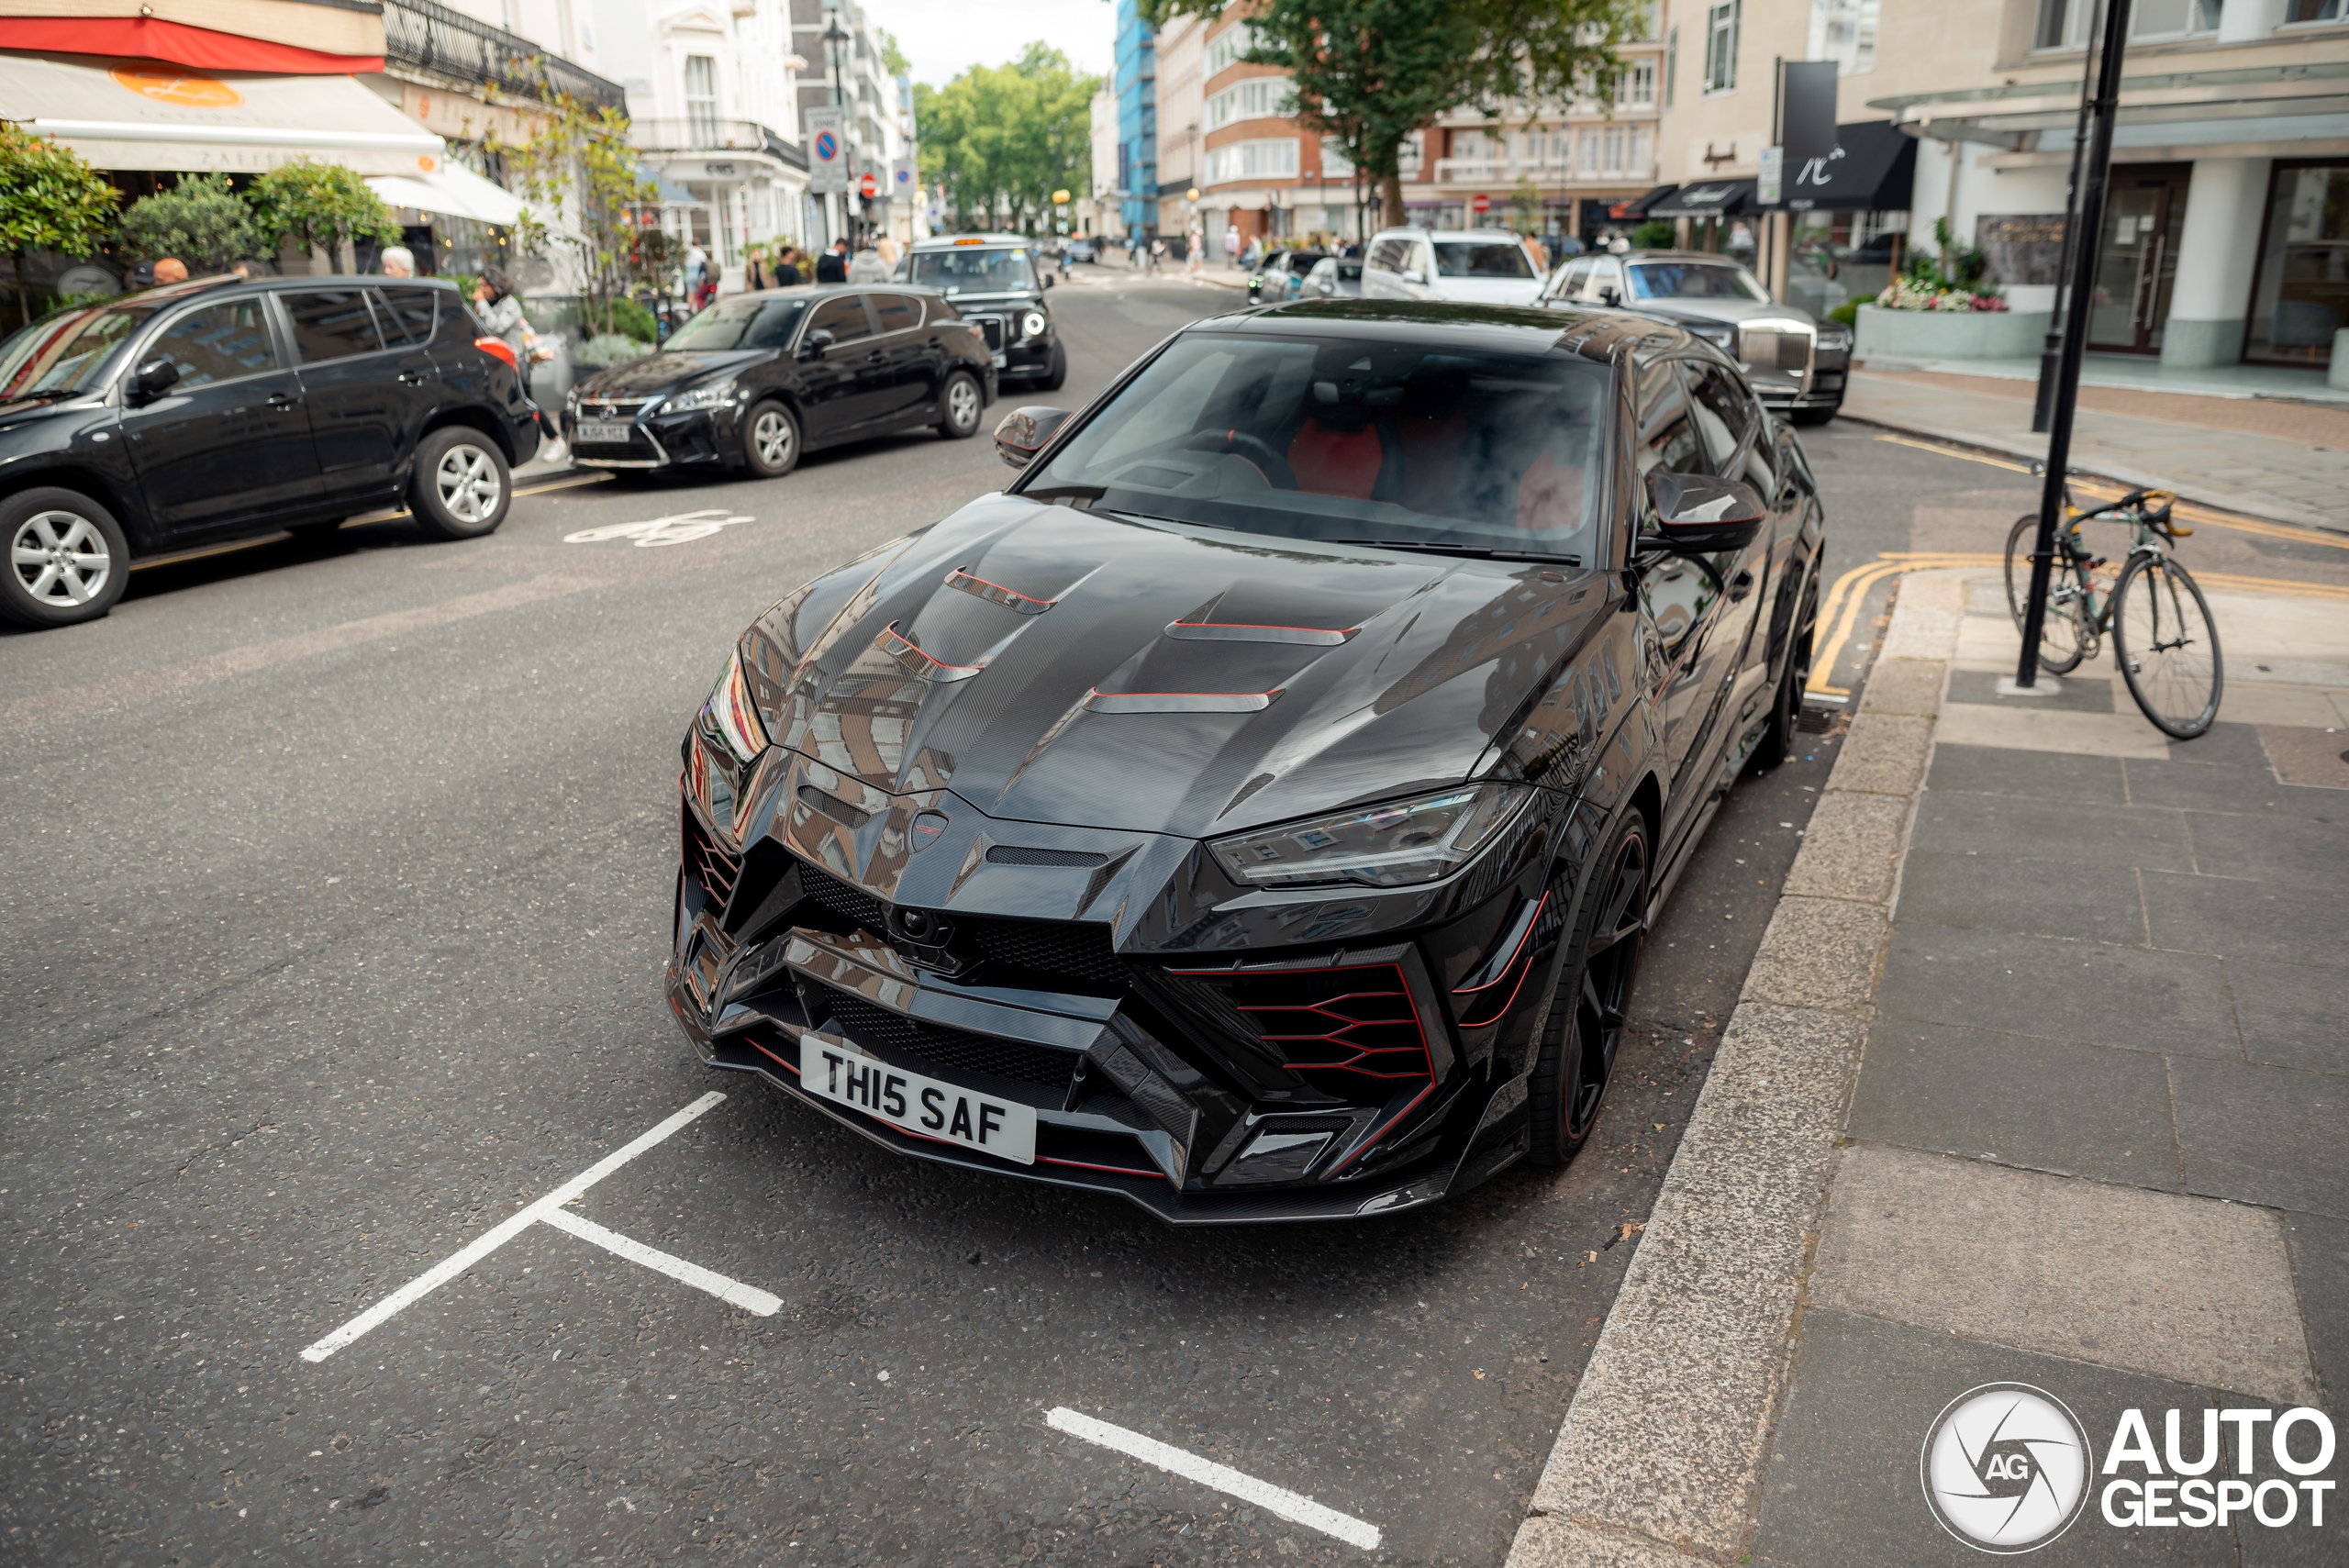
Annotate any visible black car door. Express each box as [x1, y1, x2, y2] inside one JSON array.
[[279, 287, 401, 505], [795, 294, 890, 440], [868, 291, 938, 425], [1628, 353, 1727, 843], [1678, 356, 1779, 780], [371, 284, 445, 465], [119, 293, 321, 539]]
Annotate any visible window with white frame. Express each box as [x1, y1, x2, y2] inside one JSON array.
[[1625, 60, 1656, 105], [684, 54, 719, 142], [1320, 138, 1355, 179], [1808, 0, 1877, 73], [1704, 0, 1739, 93], [1205, 138, 1299, 184], [2037, 0, 2219, 46], [1578, 128, 1599, 176], [1207, 25, 1256, 75], [1207, 76, 1296, 129], [1665, 26, 1678, 106], [1397, 131, 1423, 177]]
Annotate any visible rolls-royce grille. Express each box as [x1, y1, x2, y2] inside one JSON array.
[[801, 978, 1078, 1090]]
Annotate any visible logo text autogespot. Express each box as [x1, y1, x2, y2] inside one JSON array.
[[2099, 1407, 2335, 1530]]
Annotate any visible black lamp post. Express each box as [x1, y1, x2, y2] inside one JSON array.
[[824, 14, 852, 245], [2032, 1, 2106, 433]]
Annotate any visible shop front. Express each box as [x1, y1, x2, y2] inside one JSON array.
[[1778, 121, 1918, 320], [2246, 160, 2349, 368]]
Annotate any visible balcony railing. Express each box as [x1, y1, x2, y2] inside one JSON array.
[[383, 0, 628, 115], [631, 118, 810, 172]]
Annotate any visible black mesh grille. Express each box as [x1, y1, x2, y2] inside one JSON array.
[[682, 806, 740, 906], [963, 918, 1128, 985], [797, 862, 887, 933], [803, 979, 1078, 1090], [986, 846, 1108, 868]]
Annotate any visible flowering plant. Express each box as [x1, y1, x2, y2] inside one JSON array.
[[1875, 280, 2006, 313]]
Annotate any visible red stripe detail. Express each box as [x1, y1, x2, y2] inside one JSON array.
[[748, 1039, 802, 1075], [1454, 892, 1549, 995], [877, 623, 979, 674], [1169, 621, 1358, 635], [1038, 1156, 1162, 1178], [1327, 1080, 1437, 1177], [949, 567, 1056, 607], [3, 18, 385, 72]]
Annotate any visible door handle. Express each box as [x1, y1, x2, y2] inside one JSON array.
[[1729, 568, 1756, 602], [397, 371, 427, 385], [266, 392, 297, 408]]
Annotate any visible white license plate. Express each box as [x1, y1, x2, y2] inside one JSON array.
[[798, 1032, 1036, 1164], [576, 420, 634, 444], [991, 352, 1008, 369]]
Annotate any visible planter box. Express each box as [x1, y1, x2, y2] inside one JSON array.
[[1854, 303, 2052, 361]]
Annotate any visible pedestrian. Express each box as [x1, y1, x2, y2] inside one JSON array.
[[1223, 224, 1241, 269], [152, 257, 188, 284], [1149, 235, 1165, 274], [848, 241, 889, 283], [875, 233, 900, 276], [814, 240, 849, 284], [472, 266, 536, 363], [743, 243, 774, 291], [379, 245, 416, 279], [683, 242, 707, 307]]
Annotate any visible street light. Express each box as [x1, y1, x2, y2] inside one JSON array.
[[824, 12, 853, 243]]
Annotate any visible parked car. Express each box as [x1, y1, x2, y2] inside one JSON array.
[[664, 297, 1823, 1223], [1359, 227, 1544, 306], [897, 234, 1065, 391], [1067, 238, 1097, 264], [1539, 249, 1851, 425], [0, 273, 538, 629], [1300, 256, 1366, 299], [1247, 248, 1328, 304], [563, 285, 998, 478]]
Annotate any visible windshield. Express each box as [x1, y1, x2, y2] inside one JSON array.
[[1434, 240, 1535, 279], [1021, 332, 1609, 561], [1627, 262, 1769, 303], [0, 301, 166, 401], [662, 295, 809, 351], [907, 248, 1039, 295]]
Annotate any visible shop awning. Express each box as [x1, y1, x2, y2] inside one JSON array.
[[1649, 179, 1756, 218], [3, 53, 442, 176], [367, 164, 530, 227], [1782, 120, 1918, 213], [1613, 184, 1680, 218]]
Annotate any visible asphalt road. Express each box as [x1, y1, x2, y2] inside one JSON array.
[[4, 270, 2106, 1567]]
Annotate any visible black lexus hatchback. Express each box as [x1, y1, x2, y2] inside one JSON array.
[[0, 274, 538, 629], [563, 284, 999, 478], [666, 299, 1823, 1224]]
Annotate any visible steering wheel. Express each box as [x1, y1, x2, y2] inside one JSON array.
[[1186, 428, 1297, 489]]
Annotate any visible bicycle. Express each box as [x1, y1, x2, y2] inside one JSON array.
[[2002, 483, 2223, 740]]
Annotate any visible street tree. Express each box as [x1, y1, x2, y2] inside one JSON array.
[[1143, 0, 1648, 228], [917, 45, 1098, 232], [492, 95, 660, 339], [0, 125, 119, 325], [245, 161, 399, 268], [117, 173, 261, 274]]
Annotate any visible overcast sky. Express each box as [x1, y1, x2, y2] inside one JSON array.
[[874, 0, 1116, 87]]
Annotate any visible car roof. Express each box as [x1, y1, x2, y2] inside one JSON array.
[[1608, 250, 1755, 266], [908, 233, 1035, 250], [1196, 296, 1695, 364], [1368, 228, 1529, 241]]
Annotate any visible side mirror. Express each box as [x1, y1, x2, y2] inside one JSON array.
[[1042, 272, 1055, 289], [995, 406, 1074, 470], [1647, 471, 1766, 554], [798, 328, 836, 361], [129, 355, 181, 403], [1598, 286, 1621, 306]]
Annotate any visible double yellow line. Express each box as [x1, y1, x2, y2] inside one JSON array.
[[1807, 552, 1999, 696]]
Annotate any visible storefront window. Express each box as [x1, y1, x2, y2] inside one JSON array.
[[1785, 210, 1906, 317], [2245, 161, 2348, 368]]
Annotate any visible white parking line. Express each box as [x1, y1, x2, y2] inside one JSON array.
[[540, 1207, 781, 1316], [1046, 1407, 1381, 1551], [300, 1092, 729, 1362]]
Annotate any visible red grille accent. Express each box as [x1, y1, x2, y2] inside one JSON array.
[[682, 804, 741, 907], [1172, 960, 1436, 1102]]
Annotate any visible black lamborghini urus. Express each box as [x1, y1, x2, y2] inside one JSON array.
[[666, 299, 1824, 1223]]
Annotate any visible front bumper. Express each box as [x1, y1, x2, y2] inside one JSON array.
[[662, 751, 1554, 1225], [566, 404, 730, 471]]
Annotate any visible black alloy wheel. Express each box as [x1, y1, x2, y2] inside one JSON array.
[[937, 372, 983, 439], [1527, 813, 1650, 1167], [0, 486, 130, 629], [1753, 582, 1818, 768], [743, 399, 800, 476]]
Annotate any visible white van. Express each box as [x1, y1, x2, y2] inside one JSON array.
[[1359, 227, 1545, 306]]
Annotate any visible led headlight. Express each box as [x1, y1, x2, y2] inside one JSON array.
[[1815, 323, 1854, 351], [1209, 782, 1531, 890], [701, 648, 769, 764], [665, 381, 737, 413], [1021, 309, 1049, 339]]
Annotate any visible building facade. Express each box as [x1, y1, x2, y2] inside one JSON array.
[[788, 0, 916, 248], [1085, 83, 1120, 238], [1652, 0, 2349, 372], [1115, 0, 1158, 238]]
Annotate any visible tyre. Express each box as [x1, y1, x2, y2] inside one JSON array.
[[741, 400, 799, 477], [0, 486, 130, 629], [1035, 340, 1068, 393], [409, 427, 510, 540], [937, 371, 984, 439], [1527, 810, 1651, 1168], [2003, 513, 2087, 675], [1753, 579, 1818, 769], [1790, 402, 1839, 428], [2113, 553, 2222, 740]]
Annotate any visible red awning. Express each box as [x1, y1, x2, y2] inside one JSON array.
[[0, 17, 383, 74]]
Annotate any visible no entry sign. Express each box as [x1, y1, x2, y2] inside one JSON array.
[[1471, 193, 1491, 215]]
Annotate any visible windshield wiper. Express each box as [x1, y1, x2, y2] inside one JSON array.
[[1332, 539, 1580, 567]]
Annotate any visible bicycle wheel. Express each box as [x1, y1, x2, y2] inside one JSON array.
[[2112, 553, 2222, 739], [2003, 514, 2087, 674]]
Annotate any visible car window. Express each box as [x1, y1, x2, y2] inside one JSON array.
[[1368, 239, 1412, 272], [662, 295, 809, 350], [1633, 357, 1705, 492], [283, 290, 385, 362], [1336, 261, 1362, 281], [870, 293, 923, 334], [1593, 261, 1626, 300], [1433, 239, 1536, 279], [375, 286, 439, 347], [1553, 259, 1593, 299], [1681, 359, 1755, 473], [806, 295, 874, 344], [145, 297, 281, 389], [1625, 261, 1770, 303], [0, 299, 167, 399], [905, 247, 1039, 295]]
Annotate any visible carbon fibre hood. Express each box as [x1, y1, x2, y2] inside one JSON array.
[[741, 496, 1605, 840]]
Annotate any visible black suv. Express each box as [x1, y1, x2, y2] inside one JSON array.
[[563, 284, 999, 478], [896, 236, 1065, 390], [0, 274, 539, 629]]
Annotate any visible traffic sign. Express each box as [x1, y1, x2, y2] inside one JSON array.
[[1471, 192, 1490, 214], [859, 171, 877, 199], [805, 108, 847, 194]]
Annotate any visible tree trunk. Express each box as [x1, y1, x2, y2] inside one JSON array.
[[1380, 171, 1406, 230]]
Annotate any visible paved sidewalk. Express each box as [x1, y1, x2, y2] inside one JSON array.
[[1843, 369, 2349, 535], [1508, 571, 2347, 1566]]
